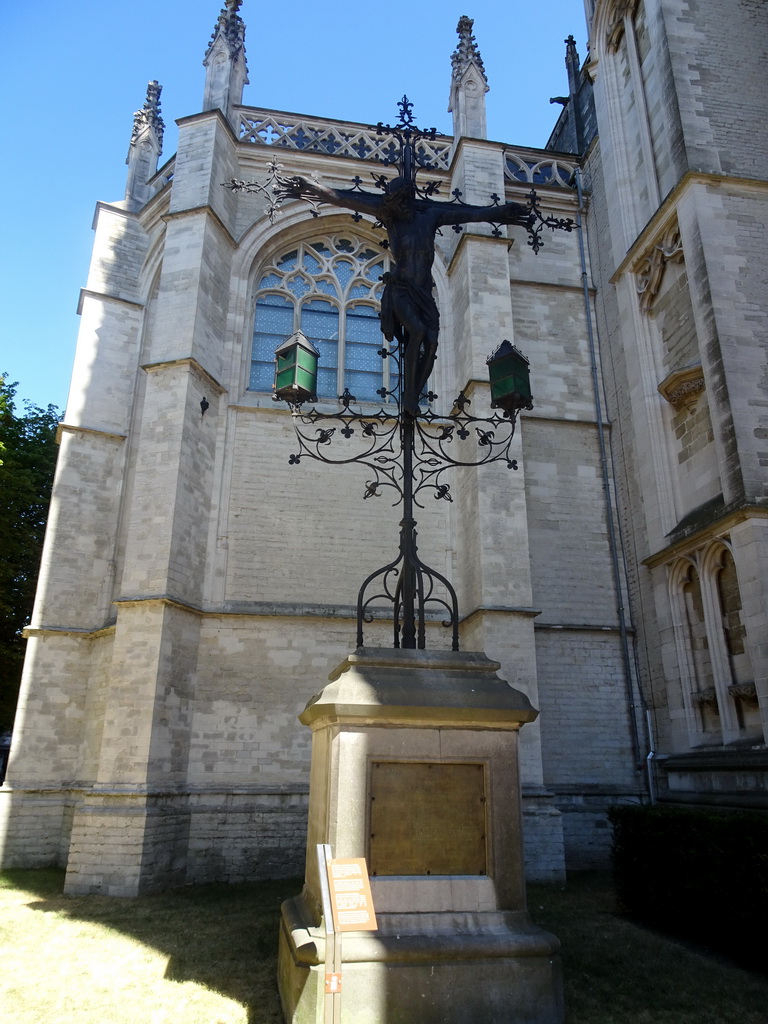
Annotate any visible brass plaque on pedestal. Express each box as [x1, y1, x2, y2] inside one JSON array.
[[369, 761, 487, 876]]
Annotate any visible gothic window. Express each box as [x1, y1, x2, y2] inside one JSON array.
[[250, 235, 390, 401], [678, 560, 719, 735], [714, 548, 754, 689], [602, 0, 661, 219], [669, 540, 759, 746], [681, 563, 714, 697]]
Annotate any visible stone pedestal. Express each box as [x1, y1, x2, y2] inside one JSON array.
[[278, 647, 564, 1024]]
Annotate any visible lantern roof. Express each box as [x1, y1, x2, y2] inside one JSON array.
[[275, 329, 320, 357], [487, 339, 528, 366]]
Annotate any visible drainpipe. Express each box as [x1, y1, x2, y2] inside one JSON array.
[[646, 710, 658, 804], [573, 166, 648, 785]]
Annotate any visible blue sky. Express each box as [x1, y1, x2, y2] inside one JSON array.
[[0, 0, 587, 411]]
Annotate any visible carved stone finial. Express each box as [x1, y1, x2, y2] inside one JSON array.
[[449, 15, 489, 139], [130, 80, 165, 151], [125, 81, 164, 208], [203, 0, 249, 121], [565, 34, 580, 87], [451, 15, 488, 88], [206, 0, 247, 59]]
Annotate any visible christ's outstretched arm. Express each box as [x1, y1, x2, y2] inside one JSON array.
[[275, 175, 384, 220], [434, 198, 533, 230]]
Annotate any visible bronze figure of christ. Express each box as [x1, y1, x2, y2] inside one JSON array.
[[276, 174, 534, 416]]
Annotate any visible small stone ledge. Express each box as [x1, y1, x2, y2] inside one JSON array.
[[728, 682, 758, 703], [692, 687, 718, 707], [77, 288, 145, 314], [662, 746, 768, 773], [658, 364, 705, 412], [141, 356, 227, 395]]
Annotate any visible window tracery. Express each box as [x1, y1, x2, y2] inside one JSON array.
[[634, 223, 684, 314], [594, 0, 661, 220], [250, 235, 391, 401], [605, 0, 641, 54], [668, 539, 759, 746]]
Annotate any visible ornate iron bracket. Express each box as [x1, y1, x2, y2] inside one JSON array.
[[279, 344, 524, 651], [285, 352, 521, 508], [525, 189, 573, 254]]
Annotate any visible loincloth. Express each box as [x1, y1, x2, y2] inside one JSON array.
[[380, 271, 439, 343]]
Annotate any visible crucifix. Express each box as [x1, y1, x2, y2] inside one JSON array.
[[227, 96, 571, 416], [225, 98, 572, 650]]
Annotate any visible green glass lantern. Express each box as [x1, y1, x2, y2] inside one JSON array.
[[274, 330, 320, 404], [486, 340, 534, 418]]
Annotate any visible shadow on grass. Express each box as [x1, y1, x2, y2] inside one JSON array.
[[4, 869, 768, 1024], [1, 867, 301, 1024], [529, 872, 768, 1024]]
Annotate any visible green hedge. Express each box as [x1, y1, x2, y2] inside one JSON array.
[[609, 804, 768, 970]]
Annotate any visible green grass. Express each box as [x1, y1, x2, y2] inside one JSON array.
[[0, 868, 292, 1024], [530, 872, 768, 1024], [1, 869, 766, 1023]]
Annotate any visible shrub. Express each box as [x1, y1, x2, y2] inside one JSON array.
[[609, 804, 768, 970]]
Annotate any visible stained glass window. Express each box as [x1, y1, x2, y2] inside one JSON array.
[[250, 235, 391, 401], [345, 304, 382, 398], [251, 294, 292, 393]]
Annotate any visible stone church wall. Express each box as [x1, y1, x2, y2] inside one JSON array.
[[584, 0, 768, 790], [666, 0, 768, 178]]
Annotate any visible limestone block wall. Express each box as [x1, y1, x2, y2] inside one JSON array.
[[534, 630, 639, 849], [117, 363, 222, 605], [583, 115, 680, 756], [632, 0, 686, 199], [522, 410, 643, 856], [6, 633, 91, 787], [611, 28, 655, 220], [582, 141, 654, 647], [457, 610, 563, 881], [169, 112, 241, 224], [523, 419, 619, 624], [185, 789, 309, 884], [190, 614, 370, 790], [664, 0, 768, 179], [448, 235, 517, 385], [586, 1, 768, 780], [508, 285, 596, 421], [83, 204, 149, 307], [32, 430, 126, 627], [731, 518, 768, 740], [668, 397, 719, 514], [655, 262, 698, 374], [1, 181, 158, 872], [650, 559, 689, 752], [651, 256, 721, 517], [678, 185, 768, 506], [220, 407, 451, 610]]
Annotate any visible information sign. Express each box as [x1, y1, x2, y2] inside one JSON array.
[[326, 857, 378, 932]]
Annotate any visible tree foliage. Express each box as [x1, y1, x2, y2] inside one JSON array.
[[0, 375, 61, 732]]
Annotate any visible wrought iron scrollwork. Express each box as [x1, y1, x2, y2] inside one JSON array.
[[278, 343, 524, 651], [282, 348, 521, 509], [223, 99, 568, 652], [525, 188, 574, 254]]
